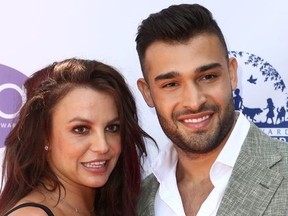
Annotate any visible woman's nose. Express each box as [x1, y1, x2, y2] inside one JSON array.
[[89, 132, 109, 154]]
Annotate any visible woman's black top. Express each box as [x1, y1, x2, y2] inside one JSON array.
[[4, 202, 54, 216]]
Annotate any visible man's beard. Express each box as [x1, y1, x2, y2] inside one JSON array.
[[156, 99, 235, 154]]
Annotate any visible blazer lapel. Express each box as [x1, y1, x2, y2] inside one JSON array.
[[217, 125, 283, 216], [137, 174, 159, 216]]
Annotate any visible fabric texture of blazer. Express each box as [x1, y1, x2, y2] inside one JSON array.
[[137, 123, 288, 216]]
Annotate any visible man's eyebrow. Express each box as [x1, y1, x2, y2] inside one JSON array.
[[154, 63, 223, 82], [154, 71, 180, 82], [195, 62, 222, 73]]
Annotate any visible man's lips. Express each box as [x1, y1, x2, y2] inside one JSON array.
[[177, 111, 213, 123], [176, 111, 214, 129], [182, 115, 209, 123]]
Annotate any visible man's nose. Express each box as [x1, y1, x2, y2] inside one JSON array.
[[181, 83, 206, 111]]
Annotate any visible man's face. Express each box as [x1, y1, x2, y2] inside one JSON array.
[[137, 34, 238, 154]]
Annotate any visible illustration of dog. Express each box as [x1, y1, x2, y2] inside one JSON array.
[[276, 106, 286, 124], [242, 106, 263, 122]]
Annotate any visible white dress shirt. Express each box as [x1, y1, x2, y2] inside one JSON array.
[[152, 112, 250, 216]]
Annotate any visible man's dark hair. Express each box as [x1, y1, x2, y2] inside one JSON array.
[[135, 4, 228, 77]]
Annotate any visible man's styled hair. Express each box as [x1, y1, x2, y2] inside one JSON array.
[[136, 3, 228, 77]]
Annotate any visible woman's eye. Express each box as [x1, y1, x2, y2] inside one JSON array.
[[106, 124, 120, 133], [73, 126, 89, 134]]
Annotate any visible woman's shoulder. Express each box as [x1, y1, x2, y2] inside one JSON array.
[[5, 201, 54, 216], [5, 202, 53, 216]]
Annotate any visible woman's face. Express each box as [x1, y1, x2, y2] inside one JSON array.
[[47, 87, 121, 190]]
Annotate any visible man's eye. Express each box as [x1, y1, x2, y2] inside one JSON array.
[[106, 124, 120, 133], [203, 74, 217, 80], [162, 82, 178, 88], [73, 126, 89, 134]]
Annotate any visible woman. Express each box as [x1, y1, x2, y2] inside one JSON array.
[[0, 58, 155, 215], [264, 98, 275, 124]]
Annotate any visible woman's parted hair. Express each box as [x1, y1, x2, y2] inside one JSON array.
[[0, 58, 154, 215]]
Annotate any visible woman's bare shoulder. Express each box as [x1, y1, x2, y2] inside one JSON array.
[[7, 205, 49, 216], [6, 192, 52, 216]]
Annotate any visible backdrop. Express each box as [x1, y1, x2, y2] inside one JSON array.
[[1, 0, 288, 177]]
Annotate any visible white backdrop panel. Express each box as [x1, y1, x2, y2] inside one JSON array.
[[1, 0, 288, 177]]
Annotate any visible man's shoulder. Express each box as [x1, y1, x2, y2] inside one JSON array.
[[243, 123, 288, 174], [137, 174, 159, 216], [248, 123, 288, 148], [141, 173, 159, 191]]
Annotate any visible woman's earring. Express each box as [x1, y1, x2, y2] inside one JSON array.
[[44, 145, 49, 151]]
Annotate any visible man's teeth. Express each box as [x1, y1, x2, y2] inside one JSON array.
[[83, 161, 106, 168], [184, 115, 209, 123]]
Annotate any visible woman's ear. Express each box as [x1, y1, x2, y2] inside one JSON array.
[[137, 78, 155, 107]]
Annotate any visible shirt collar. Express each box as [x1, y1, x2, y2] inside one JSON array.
[[152, 142, 177, 182], [214, 111, 250, 167], [152, 111, 251, 182]]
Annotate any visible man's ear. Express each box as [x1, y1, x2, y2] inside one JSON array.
[[228, 57, 238, 91], [137, 78, 155, 107]]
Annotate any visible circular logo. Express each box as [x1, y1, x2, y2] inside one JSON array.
[[230, 51, 288, 142], [0, 64, 27, 148]]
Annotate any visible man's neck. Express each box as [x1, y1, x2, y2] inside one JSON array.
[[175, 140, 225, 183], [175, 145, 224, 216]]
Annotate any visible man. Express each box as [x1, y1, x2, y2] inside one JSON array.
[[135, 4, 288, 216]]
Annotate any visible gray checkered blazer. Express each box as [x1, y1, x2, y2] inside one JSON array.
[[137, 123, 288, 216]]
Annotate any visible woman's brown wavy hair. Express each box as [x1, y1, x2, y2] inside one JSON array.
[[0, 58, 156, 215]]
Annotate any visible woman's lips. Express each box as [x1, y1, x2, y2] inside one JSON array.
[[81, 160, 107, 169]]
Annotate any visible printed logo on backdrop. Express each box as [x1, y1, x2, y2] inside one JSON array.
[[0, 64, 27, 148], [230, 51, 288, 142]]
